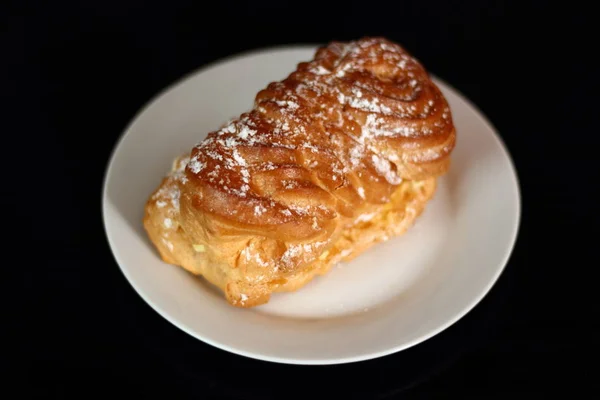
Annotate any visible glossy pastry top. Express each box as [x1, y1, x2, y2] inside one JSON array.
[[181, 37, 455, 244]]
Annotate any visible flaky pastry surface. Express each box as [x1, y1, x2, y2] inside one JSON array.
[[143, 37, 455, 307]]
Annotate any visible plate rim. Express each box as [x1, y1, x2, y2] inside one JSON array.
[[101, 44, 522, 365]]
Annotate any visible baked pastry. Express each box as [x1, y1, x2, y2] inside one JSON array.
[[143, 37, 456, 307]]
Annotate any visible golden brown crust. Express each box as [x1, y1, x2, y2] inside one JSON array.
[[144, 161, 436, 307], [143, 37, 456, 307]]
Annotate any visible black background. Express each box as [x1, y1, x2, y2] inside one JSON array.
[[4, 0, 598, 398]]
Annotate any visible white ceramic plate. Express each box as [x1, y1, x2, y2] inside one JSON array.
[[102, 45, 520, 365]]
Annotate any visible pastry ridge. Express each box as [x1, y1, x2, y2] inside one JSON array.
[[143, 37, 456, 307]]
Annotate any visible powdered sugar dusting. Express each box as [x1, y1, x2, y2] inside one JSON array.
[[361, 113, 419, 139], [282, 244, 302, 266], [288, 204, 311, 215], [231, 148, 247, 167], [254, 204, 267, 216], [241, 245, 269, 267], [188, 157, 205, 174], [281, 240, 328, 268], [169, 189, 180, 209], [349, 145, 364, 168], [310, 65, 331, 75], [347, 96, 392, 114], [237, 125, 256, 140], [371, 154, 402, 184], [276, 100, 299, 110], [152, 156, 189, 212]]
